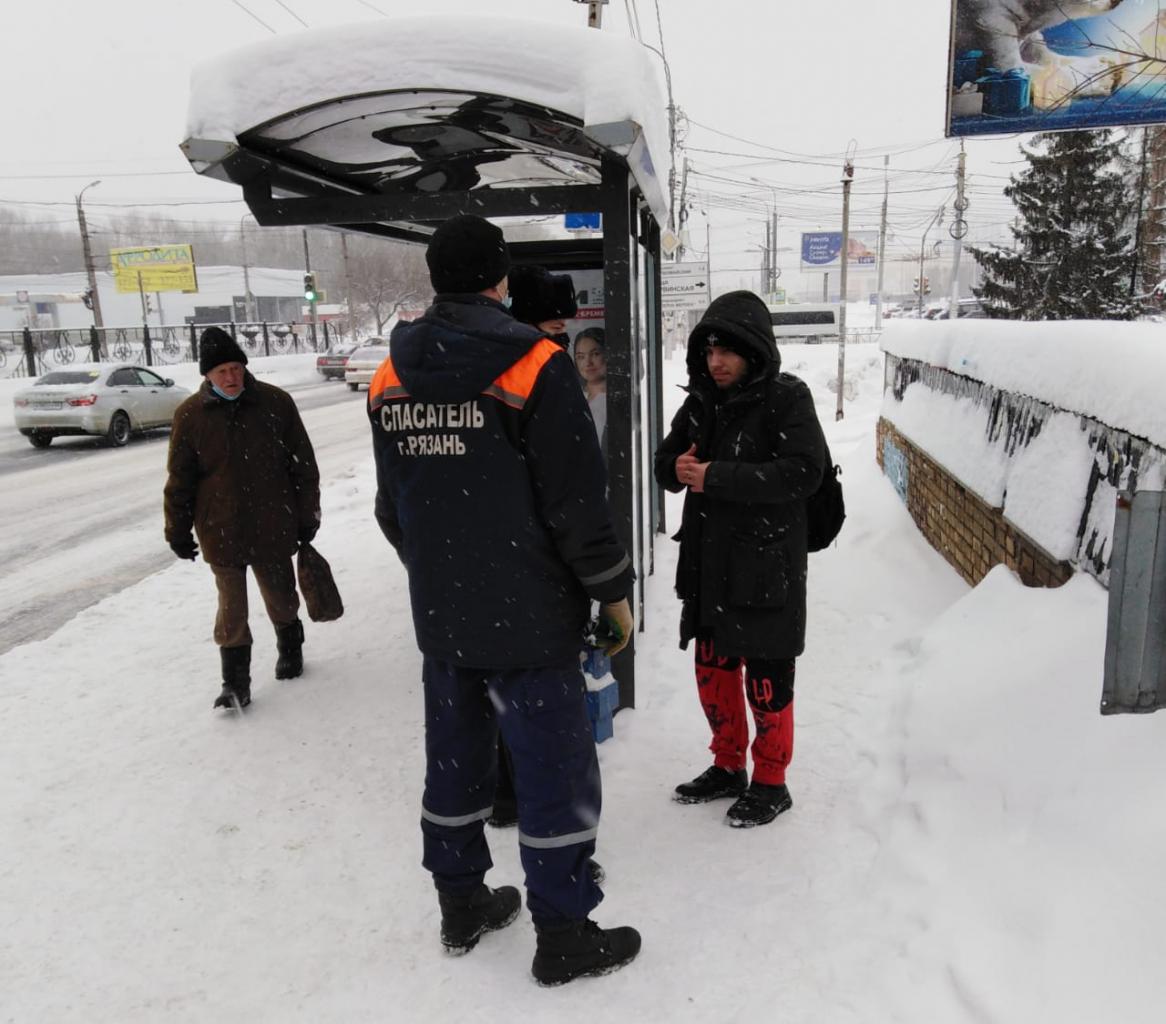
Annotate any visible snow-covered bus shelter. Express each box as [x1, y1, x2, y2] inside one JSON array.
[[181, 17, 673, 707]]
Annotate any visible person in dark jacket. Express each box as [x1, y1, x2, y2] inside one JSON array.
[[368, 214, 640, 985], [654, 290, 826, 828], [485, 264, 579, 830], [164, 327, 321, 711]]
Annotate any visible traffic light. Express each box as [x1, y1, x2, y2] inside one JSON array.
[[303, 272, 318, 303], [81, 288, 94, 310]]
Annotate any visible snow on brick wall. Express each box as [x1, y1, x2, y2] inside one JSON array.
[[880, 319, 1166, 450], [879, 322, 1166, 583]]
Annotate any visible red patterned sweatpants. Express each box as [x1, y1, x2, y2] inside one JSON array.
[[694, 634, 795, 786]]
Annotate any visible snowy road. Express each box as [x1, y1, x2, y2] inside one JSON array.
[[0, 365, 371, 656]]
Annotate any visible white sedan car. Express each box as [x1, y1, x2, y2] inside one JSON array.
[[344, 339, 390, 390], [13, 363, 192, 448]]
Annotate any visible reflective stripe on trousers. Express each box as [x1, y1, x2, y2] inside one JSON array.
[[420, 656, 603, 925]]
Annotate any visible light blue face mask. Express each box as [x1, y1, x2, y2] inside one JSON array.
[[501, 295, 513, 310], [211, 383, 242, 401]]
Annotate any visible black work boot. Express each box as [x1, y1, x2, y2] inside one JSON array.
[[673, 765, 748, 804], [438, 884, 521, 955], [726, 782, 793, 828], [274, 620, 304, 679], [213, 645, 252, 711], [532, 919, 642, 986]]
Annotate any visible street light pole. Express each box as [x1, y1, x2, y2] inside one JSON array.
[[240, 215, 256, 322], [918, 205, 946, 315], [836, 157, 854, 422], [76, 180, 104, 329]]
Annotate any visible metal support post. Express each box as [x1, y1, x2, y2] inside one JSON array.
[[836, 158, 854, 422], [22, 327, 37, 378]]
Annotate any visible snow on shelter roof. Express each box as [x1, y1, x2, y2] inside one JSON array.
[[183, 16, 670, 227]]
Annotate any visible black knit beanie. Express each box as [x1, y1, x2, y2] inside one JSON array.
[[426, 214, 510, 294], [509, 265, 578, 324], [198, 326, 249, 375]]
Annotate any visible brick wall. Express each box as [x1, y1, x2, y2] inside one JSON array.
[[876, 417, 1073, 589]]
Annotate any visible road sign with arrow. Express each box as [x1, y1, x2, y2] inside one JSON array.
[[661, 261, 710, 312]]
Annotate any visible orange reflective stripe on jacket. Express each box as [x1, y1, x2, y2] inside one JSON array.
[[368, 354, 407, 412], [370, 337, 561, 414], [482, 338, 561, 410]]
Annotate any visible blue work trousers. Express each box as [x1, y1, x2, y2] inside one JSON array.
[[420, 656, 603, 926]]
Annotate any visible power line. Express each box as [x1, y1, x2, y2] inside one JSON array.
[[230, 0, 277, 34], [273, 0, 309, 28]]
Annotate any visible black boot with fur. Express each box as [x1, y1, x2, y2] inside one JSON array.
[[213, 645, 252, 711], [275, 620, 304, 679]]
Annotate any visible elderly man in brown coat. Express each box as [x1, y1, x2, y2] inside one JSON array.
[[164, 327, 321, 711]]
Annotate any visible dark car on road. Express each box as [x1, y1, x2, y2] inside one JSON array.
[[315, 342, 359, 381]]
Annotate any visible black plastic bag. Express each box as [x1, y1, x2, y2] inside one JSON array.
[[297, 542, 344, 622]]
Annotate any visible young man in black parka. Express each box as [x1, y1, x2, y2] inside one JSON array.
[[655, 290, 826, 827]]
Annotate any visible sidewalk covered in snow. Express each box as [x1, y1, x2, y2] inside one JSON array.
[[3, 342, 1163, 1022]]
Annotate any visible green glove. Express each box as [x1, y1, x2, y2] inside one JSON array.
[[599, 598, 633, 656]]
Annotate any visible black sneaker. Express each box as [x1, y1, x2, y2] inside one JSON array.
[[438, 884, 521, 955], [673, 765, 748, 804], [532, 918, 641, 986], [726, 783, 793, 828]]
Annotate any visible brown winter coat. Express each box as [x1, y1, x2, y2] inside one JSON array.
[[164, 373, 320, 568]]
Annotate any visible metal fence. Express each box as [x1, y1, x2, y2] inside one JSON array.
[[0, 321, 340, 380]]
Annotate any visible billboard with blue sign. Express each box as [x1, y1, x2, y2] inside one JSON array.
[[948, 0, 1166, 136], [800, 231, 879, 272]]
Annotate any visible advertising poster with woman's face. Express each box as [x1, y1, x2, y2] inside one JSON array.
[[563, 268, 606, 451]]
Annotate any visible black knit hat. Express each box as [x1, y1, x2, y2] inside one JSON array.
[[198, 326, 249, 375], [509, 265, 578, 324], [426, 214, 510, 294]]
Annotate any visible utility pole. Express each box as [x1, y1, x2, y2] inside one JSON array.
[[770, 207, 779, 296], [948, 142, 969, 317], [240, 215, 256, 322], [75, 180, 104, 329], [340, 232, 355, 340], [302, 228, 318, 350], [763, 219, 772, 295], [573, 0, 608, 28], [835, 156, 854, 422], [676, 159, 690, 260], [875, 155, 889, 329]]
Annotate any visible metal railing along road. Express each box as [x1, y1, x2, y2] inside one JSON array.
[[0, 321, 339, 379]]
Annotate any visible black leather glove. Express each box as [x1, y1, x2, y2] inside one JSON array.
[[170, 536, 199, 561], [299, 522, 319, 546]]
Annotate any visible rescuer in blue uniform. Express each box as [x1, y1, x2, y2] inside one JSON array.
[[368, 214, 640, 986]]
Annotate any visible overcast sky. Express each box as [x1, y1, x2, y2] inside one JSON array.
[[1, 0, 1027, 296]]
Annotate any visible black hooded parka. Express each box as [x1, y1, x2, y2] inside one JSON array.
[[653, 291, 826, 659]]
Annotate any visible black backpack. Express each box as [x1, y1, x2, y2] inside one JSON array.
[[807, 441, 845, 552]]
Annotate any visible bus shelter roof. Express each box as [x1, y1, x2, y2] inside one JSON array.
[[181, 16, 670, 237]]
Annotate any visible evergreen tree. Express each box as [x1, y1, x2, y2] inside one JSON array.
[[971, 129, 1141, 320]]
